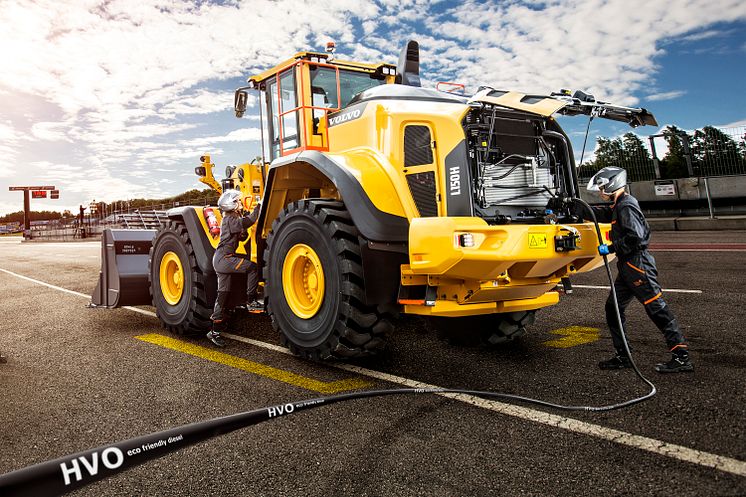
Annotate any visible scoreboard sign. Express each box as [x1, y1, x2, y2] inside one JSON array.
[[32, 190, 47, 199]]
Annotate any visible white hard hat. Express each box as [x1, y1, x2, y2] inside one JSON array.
[[217, 189, 242, 212]]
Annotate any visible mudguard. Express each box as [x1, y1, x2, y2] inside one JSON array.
[[166, 207, 216, 275], [265, 151, 410, 243], [263, 151, 410, 305]]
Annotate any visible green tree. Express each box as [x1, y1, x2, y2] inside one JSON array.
[[659, 125, 690, 179], [620, 132, 654, 181], [577, 134, 655, 181], [0, 211, 63, 223], [690, 126, 746, 176]]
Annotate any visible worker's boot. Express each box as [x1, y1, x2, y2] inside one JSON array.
[[598, 353, 632, 370], [246, 298, 264, 314], [207, 291, 230, 347], [244, 291, 264, 314], [206, 329, 225, 347], [655, 348, 694, 373]]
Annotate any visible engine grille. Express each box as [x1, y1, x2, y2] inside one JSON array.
[[404, 125, 433, 167], [406, 172, 438, 217], [481, 163, 555, 207]]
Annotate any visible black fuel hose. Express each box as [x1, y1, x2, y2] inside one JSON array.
[[0, 198, 656, 497]]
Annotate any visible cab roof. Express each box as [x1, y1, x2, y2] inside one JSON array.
[[248, 52, 396, 86]]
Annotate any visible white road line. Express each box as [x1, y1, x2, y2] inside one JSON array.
[[573, 284, 702, 294], [2, 267, 744, 478], [0, 268, 157, 317], [219, 333, 746, 477], [0, 268, 90, 298]]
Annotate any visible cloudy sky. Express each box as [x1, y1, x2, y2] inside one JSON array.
[[1, 0, 745, 215]]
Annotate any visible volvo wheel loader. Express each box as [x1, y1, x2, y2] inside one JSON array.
[[91, 40, 657, 360]]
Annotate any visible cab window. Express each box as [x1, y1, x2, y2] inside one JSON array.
[[267, 68, 299, 158], [309, 67, 384, 111]]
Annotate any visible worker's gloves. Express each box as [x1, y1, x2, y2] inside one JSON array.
[[597, 244, 611, 256]]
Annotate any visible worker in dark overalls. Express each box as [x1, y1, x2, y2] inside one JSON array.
[[206, 189, 262, 347], [586, 167, 693, 373]]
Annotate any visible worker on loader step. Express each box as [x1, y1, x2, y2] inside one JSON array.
[[585, 166, 693, 373], [206, 189, 262, 347]]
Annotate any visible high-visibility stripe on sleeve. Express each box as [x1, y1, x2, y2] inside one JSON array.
[[644, 292, 662, 305], [626, 261, 646, 274], [670, 344, 689, 351], [235, 259, 244, 270]]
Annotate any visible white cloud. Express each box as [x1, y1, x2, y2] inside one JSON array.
[[159, 89, 244, 118], [422, 0, 746, 104], [678, 29, 725, 42], [645, 90, 687, 102], [1, 0, 746, 215], [718, 119, 746, 129], [179, 127, 263, 148], [30, 121, 73, 142]]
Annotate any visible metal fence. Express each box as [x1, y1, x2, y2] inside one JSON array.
[[689, 125, 746, 177], [24, 193, 219, 240], [578, 125, 746, 182]]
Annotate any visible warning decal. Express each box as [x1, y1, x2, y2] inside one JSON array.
[[528, 233, 548, 249]]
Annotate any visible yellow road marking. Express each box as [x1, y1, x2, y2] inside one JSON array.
[[543, 326, 600, 349], [135, 333, 371, 394]]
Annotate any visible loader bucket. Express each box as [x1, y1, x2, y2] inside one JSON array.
[[91, 228, 157, 308]]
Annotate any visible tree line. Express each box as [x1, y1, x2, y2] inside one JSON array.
[[577, 125, 746, 181]]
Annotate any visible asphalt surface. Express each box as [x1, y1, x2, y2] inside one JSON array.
[[0, 232, 745, 496]]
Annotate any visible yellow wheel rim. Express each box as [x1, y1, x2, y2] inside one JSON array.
[[282, 243, 325, 319], [160, 251, 185, 305]]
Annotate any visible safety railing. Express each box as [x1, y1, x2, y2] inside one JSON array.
[[276, 59, 342, 157]]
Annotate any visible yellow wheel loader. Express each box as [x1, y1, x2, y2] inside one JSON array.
[[91, 40, 657, 360]]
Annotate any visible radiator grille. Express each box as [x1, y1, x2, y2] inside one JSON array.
[[404, 125, 433, 167], [481, 163, 555, 207], [406, 172, 438, 217]]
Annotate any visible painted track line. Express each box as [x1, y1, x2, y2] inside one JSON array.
[[650, 243, 746, 252], [2, 267, 745, 478], [136, 333, 370, 394], [0, 268, 156, 317], [573, 284, 702, 294]]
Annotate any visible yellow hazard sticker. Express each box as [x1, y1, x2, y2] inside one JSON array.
[[528, 233, 548, 249]]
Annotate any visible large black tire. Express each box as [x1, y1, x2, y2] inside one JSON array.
[[148, 220, 212, 335], [429, 310, 536, 346], [264, 200, 393, 360]]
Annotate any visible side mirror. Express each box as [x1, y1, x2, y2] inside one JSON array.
[[234, 90, 248, 118]]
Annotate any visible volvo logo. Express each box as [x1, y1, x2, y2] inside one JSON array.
[[328, 108, 362, 127]]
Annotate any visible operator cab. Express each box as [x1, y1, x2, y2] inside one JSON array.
[[235, 51, 397, 160]]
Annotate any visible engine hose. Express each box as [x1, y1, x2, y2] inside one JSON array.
[[0, 198, 656, 497]]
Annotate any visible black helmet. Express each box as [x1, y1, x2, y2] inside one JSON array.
[[587, 166, 627, 194]]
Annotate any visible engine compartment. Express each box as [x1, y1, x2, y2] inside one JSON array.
[[463, 104, 577, 225]]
